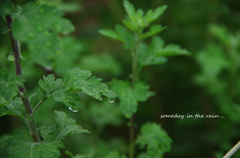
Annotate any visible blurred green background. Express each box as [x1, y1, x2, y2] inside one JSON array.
[[1, 0, 240, 157]]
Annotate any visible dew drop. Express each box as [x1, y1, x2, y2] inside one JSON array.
[[6, 53, 15, 61], [68, 107, 79, 112], [108, 97, 116, 103]]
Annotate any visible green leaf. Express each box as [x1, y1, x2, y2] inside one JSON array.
[[149, 36, 190, 57], [140, 24, 166, 40], [0, 0, 16, 16], [0, 66, 25, 99], [11, 3, 74, 67], [157, 44, 190, 56], [79, 54, 122, 76], [99, 25, 135, 50], [55, 36, 83, 75], [208, 24, 231, 46], [40, 111, 89, 141], [138, 42, 167, 66], [111, 80, 155, 118], [136, 122, 172, 158], [123, 0, 136, 23], [98, 29, 120, 40], [89, 100, 123, 127], [39, 68, 116, 110], [115, 25, 135, 49], [103, 151, 127, 158], [62, 67, 116, 100], [144, 5, 167, 24], [0, 97, 26, 117], [0, 135, 63, 158], [195, 45, 230, 77], [122, 19, 136, 31]]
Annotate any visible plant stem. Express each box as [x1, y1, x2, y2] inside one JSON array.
[[129, 114, 135, 158], [32, 98, 46, 116], [5, 15, 41, 143], [129, 33, 139, 158]]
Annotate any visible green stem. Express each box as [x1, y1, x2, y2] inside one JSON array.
[[129, 33, 140, 158], [5, 15, 41, 143], [32, 98, 46, 116], [129, 114, 135, 158]]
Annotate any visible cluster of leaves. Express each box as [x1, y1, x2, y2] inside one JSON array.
[[194, 24, 240, 157], [99, 0, 190, 157], [100, 0, 189, 119], [0, 0, 117, 157], [0, 0, 191, 157]]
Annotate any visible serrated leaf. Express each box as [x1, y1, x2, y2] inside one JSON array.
[[140, 25, 166, 40], [40, 111, 89, 141], [39, 68, 116, 110], [157, 44, 190, 56], [0, 135, 63, 158], [103, 151, 127, 158], [138, 42, 167, 66], [145, 5, 167, 24], [52, 90, 83, 111], [99, 25, 135, 49], [0, 66, 8, 80], [0, 97, 26, 117], [148, 36, 190, 57], [62, 67, 116, 100], [111, 80, 155, 118], [38, 74, 63, 97], [11, 3, 74, 67], [0, 0, 16, 16], [136, 122, 172, 158], [0, 66, 25, 100]]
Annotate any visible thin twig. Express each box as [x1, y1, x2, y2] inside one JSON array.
[[32, 98, 46, 116], [5, 15, 41, 143], [224, 141, 240, 158]]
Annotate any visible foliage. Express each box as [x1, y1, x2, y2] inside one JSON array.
[[1, 0, 239, 157], [136, 122, 172, 158]]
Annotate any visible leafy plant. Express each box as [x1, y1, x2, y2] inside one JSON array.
[[0, 0, 116, 157], [195, 24, 240, 157], [99, 0, 189, 157]]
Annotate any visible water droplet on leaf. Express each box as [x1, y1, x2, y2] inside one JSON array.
[[108, 97, 116, 103], [68, 107, 79, 112]]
